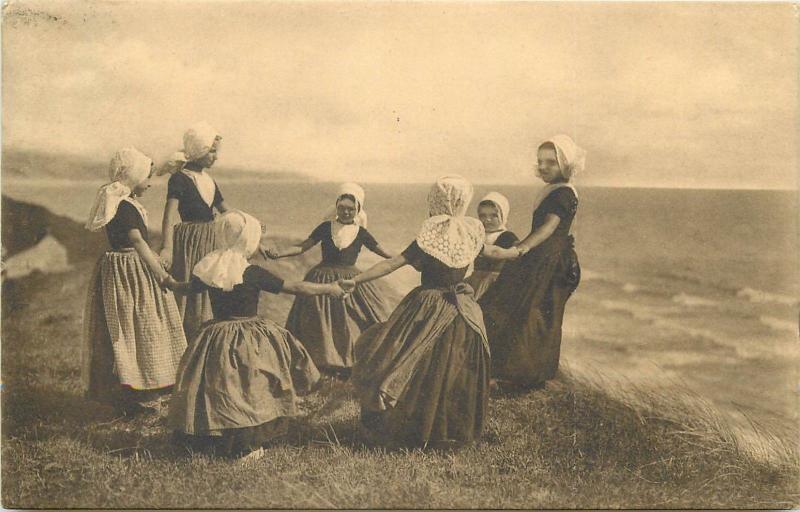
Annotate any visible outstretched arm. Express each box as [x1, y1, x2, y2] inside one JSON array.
[[282, 280, 345, 298], [516, 214, 560, 255], [267, 238, 317, 259], [351, 254, 408, 285], [482, 244, 522, 260], [165, 275, 347, 299], [164, 278, 194, 295], [369, 243, 394, 259]]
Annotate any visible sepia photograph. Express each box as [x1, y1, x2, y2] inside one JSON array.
[[1, 0, 797, 509]]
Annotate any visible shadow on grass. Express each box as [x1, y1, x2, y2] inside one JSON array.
[[1, 385, 193, 461], [3, 386, 114, 436], [300, 409, 492, 457], [3, 377, 396, 463]]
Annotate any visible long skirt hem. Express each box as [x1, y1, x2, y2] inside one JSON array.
[[479, 236, 578, 385], [168, 316, 320, 439], [353, 287, 489, 449], [174, 416, 291, 457], [83, 250, 187, 405]]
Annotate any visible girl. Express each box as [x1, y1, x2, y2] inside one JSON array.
[[268, 183, 392, 379], [465, 192, 519, 300], [479, 135, 584, 390], [83, 147, 187, 416], [166, 210, 345, 461], [342, 175, 519, 449], [159, 122, 228, 339]]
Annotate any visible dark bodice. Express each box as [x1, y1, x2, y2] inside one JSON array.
[[532, 187, 578, 238], [402, 241, 474, 288], [308, 222, 379, 267], [191, 265, 284, 319], [167, 171, 224, 223], [106, 201, 148, 250]]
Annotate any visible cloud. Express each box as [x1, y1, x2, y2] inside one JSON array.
[[2, 1, 796, 188]]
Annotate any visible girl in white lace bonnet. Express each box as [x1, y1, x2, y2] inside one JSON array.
[[340, 175, 519, 449], [465, 192, 520, 300]]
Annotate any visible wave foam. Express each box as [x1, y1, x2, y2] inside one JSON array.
[[599, 300, 736, 350], [759, 316, 798, 334], [672, 293, 720, 307], [737, 287, 797, 307]]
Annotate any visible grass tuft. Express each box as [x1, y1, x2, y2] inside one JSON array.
[[2, 243, 798, 509]]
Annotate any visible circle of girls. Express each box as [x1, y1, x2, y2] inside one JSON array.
[[83, 122, 585, 461]]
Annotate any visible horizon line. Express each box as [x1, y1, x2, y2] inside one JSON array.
[[3, 176, 796, 193], [3, 145, 795, 192]]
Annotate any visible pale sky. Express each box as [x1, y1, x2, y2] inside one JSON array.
[[3, 1, 797, 188]]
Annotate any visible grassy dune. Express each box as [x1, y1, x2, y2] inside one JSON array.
[[1, 197, 797, 509]]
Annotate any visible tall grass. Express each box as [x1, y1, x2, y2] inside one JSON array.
[[2, 241, 798, 508]]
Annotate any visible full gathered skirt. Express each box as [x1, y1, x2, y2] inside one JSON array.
[[285, 264, 391, 374], [353, 285, 489, 449], [168, 316, 320, 455]]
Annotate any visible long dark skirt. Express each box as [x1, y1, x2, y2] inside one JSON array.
[[168, 316, 319, 457], [353, 286, 489, 449], [171, 221, 218, 340], [479, 235, 579, 387], [285, 263, 391, 375]]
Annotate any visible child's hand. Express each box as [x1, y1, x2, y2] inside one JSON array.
[[161, 275, 179, 291], [328, 282, 347, 300], [159, 248, 173, 270], [261, 243, 280, 260], [338, 279, 356, 293]]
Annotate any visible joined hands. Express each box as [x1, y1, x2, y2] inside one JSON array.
[[160, 275, 179, 292], [326, 280, 353, 300], [327, 279, 356, 301], [338, 279, 356, 293], [259, 242, 281, 260]]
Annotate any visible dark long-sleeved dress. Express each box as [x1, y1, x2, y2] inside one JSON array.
[[479, 187, 580, 387]]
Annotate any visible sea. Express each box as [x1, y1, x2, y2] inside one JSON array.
[[4, 180, 798, 429]]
